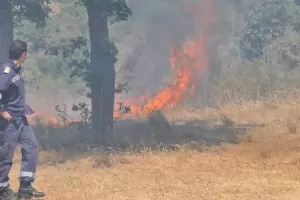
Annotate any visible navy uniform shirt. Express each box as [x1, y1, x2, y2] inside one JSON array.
[[0, 60, 34, 118]]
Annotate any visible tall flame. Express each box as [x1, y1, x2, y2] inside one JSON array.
[[114, 0, 216, 118], [28, 0, 217, 125]]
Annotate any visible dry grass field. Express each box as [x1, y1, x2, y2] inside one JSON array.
[[7, 101, 300, 200]]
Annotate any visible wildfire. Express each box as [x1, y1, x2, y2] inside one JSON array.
[[114, 62, 191, 118], [27, 110, 80, 127], [113, 0, 216, 118], [114, 41, 200, 118], [27, 0, 216, 125]]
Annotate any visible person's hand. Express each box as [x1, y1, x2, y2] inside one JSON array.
[[0, 112, 12, 121]]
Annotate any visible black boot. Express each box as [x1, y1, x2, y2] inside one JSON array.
[[0, 185, 14, 200], [17, 184, 45, 199]]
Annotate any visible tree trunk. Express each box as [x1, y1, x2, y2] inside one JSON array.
[[0, 0, 13, 65], [87, 2, 115, 145]]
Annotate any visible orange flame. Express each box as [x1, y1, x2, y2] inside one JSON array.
[[114, 61, 191, 118], [27, 110, 80, 127], [114, 37, 208, 118], [28, 0, 216, 124], [113, 0, 216, 118]]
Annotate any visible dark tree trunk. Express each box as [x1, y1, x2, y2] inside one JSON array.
[[87, 2, 115, 145], [0, 0, 13, 65]]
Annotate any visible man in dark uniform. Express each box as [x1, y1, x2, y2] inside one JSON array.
[[0, 40, 45, 199]]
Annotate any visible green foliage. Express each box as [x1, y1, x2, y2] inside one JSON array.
[[106, 0, 132, 24], [44, 36, 91, 83], [72, 102, 91, 121], [240, 0, 300, 60], [11, 0, 52, 28], [75, 0, 131, 24], [19, 0, 132, 95]]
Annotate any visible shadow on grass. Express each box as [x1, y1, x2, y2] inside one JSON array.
[[31, 113, 264, 166]]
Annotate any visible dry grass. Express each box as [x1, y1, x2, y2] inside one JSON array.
[[7, 101, 300, 199]]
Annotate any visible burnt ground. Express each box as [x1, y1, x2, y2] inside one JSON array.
[[31, 110, 264, 158], [112, 113, 262, 149]]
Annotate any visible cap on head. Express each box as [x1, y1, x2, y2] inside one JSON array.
[[9, 40, 27, 60]]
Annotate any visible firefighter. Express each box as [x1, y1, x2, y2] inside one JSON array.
[[0, 40, 45, 199]]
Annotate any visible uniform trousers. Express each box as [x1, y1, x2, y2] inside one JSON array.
[[0, 115, 39, 188]]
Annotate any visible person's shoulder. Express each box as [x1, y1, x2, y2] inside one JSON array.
[[0, 62, 13, 76]]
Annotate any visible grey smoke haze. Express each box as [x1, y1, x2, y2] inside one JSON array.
[[115, 0, 195, 100], [24, 0, 212, 117]]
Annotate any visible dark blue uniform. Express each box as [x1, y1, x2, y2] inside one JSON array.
[[0, 59, 39, 189]]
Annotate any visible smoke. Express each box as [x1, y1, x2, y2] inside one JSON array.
[[113, 0, 218, 112], [26, 0, 219, 120], [114, 0, 195, 100]]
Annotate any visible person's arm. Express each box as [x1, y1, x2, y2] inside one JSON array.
[[0, 68, 12, 120]]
